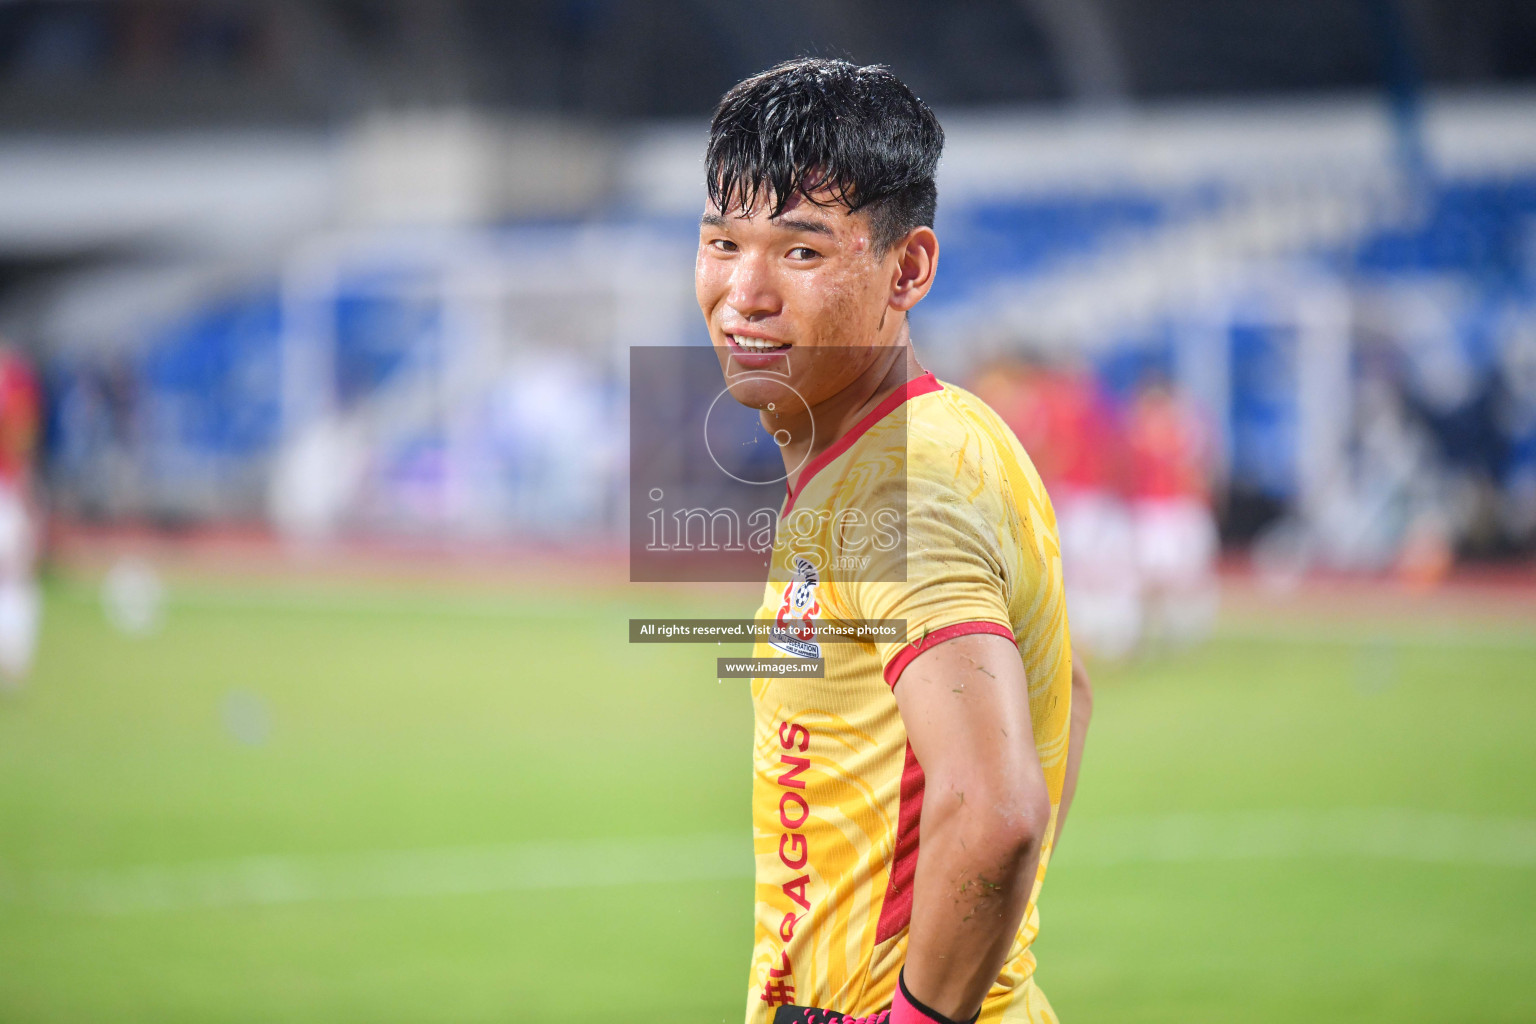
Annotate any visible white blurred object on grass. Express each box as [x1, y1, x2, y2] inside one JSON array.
[[0, 579, 39, 688], [0, 480, 39, 686], [101, 557, 165, 636], [221, 689, 272, 746]]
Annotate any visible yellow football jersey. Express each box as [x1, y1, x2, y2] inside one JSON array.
[[746, 372, 1073, 1024]]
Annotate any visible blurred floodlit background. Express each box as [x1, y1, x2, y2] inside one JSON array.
[[1, 2, 1534, 1022]]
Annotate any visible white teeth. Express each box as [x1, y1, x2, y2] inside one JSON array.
[[731, 335, 788, 351]]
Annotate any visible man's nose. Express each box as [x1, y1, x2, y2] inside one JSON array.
[[726, 253, 780, 320]]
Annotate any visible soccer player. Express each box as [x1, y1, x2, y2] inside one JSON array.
[[0, 340, 41, 690], [696, 60, 1092, 1024], [974, 357, 1140, 659], [1125, 375, 1219, 646], [1042, 362, 1140, 659]]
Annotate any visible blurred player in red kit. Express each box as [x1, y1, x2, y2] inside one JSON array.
[[0, 341, 41, 690], [1125, 375, 1218, 646], [978, 358, 1140, 659], [1041, 363, 1142, 659]]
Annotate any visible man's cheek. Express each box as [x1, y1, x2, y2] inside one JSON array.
[[819, 274, 869, 338], [695, 261, 725, 315]]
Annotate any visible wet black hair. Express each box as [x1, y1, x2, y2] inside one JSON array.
[[705, 58, 944, 254]]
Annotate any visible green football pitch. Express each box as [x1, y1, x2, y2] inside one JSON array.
[[1, 572, 1533, 1023]]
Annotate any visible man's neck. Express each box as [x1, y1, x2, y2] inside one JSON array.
[[778, 328, 927, 494]]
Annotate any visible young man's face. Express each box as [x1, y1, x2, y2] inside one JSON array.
[[696, 190, 904, 413]]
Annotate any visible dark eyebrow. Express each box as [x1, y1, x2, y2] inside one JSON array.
[[699, 212, 833, 237], [772, 216, 834, 237]]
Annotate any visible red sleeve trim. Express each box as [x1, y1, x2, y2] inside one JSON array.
[[882, 620, 1016, 689]]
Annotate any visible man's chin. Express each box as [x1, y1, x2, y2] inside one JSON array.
[[723, 375, 793, 410]]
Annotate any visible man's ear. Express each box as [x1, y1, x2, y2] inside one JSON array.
[[889, 226, 939, 312]]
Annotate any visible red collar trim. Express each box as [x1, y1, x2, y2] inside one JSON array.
[[782, 371, 943, 517]]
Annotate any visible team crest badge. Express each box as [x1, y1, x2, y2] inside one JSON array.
[[769, 556, 822, 659]]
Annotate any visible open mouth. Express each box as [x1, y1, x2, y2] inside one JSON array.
[[727, 334, 791, 353]]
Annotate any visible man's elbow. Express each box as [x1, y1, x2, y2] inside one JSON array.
[[973, 779, 1052, 865], [1009, 784, 1054, 856]]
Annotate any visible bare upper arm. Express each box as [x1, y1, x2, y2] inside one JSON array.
[[893, 632, 1047, 813]]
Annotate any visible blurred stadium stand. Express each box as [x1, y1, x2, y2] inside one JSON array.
[[2, 0, 1535, 570]]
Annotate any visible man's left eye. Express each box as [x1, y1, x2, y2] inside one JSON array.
[[788, 247, 820, 260]]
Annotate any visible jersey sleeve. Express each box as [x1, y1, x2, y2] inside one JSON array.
[[835, 441, 1020, 688]]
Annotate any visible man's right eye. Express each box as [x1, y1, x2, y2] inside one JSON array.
[[709, 238, 739, 253]]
